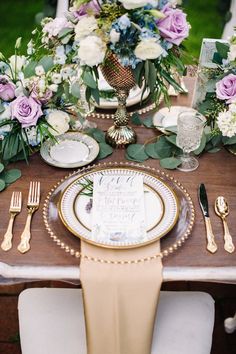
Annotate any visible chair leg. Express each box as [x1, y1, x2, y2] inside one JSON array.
[[224, 312, 236, 334]]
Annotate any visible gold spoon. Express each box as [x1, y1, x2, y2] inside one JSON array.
[[215, 196, 235, 253]]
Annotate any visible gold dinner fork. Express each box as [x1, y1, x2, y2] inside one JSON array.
[[1, 192, 22, 251], [17, 181, 40, 254]]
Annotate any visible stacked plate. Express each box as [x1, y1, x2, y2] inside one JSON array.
[[58, 166, 179, 249]]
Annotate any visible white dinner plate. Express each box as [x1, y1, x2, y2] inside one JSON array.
[[59, 167, 179, 249], [40, 132, 99, 168], [153, 106, 197, 134]]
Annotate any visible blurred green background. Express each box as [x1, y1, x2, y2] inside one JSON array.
[[0, 0, 230, 59]]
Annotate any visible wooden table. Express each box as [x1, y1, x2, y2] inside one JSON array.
[[0, 77, 236, 285]]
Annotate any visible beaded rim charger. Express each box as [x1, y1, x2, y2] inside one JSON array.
[[43, 162, 195, 263]]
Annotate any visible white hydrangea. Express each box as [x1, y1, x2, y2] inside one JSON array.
[[217, 103, 236, 137], [74, 16, 98, 41], [46, 110, 70, 136], [43, 17, 71, 38]]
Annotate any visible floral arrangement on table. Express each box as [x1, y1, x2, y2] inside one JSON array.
[[0, 0, 191, 168], [30, 0, 190, 105], [197, 30, 236, 153], [0, 37, 85, 163]]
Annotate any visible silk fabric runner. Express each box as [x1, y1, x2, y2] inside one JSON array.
[[80, 240, 163, 354]]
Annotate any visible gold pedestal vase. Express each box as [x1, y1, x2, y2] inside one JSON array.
[[101, 54, 137, 148]]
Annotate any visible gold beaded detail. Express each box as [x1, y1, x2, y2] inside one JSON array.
[[43, 162, 195, 262]]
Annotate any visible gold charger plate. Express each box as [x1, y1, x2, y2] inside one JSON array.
[[43, 162, 195, 258], [58, 166, 179, 249]]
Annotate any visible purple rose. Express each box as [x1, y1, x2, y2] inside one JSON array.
[[10, 95, 43, 128], [157, 5, 189, 46], [74, 0, 100, 20], [0, 76, 15, 101], [216, 74, 236, 104]]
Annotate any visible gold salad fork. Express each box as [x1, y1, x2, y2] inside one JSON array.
[[1, 192, 22, 251], [17, 181, 40, 254]]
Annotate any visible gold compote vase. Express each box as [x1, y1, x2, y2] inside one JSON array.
[[101, 53, 137, 148]]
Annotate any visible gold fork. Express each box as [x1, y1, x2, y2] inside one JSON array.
[[17, 181, 40, 254], [1, 192, 22, 251]]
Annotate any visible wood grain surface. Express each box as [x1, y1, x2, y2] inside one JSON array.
[[0, 77, 235, 274]]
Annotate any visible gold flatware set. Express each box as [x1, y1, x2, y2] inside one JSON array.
[[198, 184, 235, 254], [1, 181, 40, 254]]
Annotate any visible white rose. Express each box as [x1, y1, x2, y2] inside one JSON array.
[[228, 44, 236, 62], [110, 29, 120, 44], [134, 38, 164, 60], [75, 16, 98, 41], [35, 65, 45, 76], [77, 36, 106, 67], [47, 110, 70, 136], [119, 0, 149, 10]]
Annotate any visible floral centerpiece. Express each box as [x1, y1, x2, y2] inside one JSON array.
[[198, 30, 236, 151], [0, 38, 84, 163], [30, 0, 190, 146]]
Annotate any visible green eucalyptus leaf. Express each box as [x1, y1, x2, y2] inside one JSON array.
[[222, 135, 236, 145], [213, 52, 223, 65], [160, 157, 181, 169], [83, 71, 97, 89], [4, 169, 21, 184], [38, 56, 54, 72], [142, 116, 154, 128], [24, 61, 37, 78], [91, 88, 100, 105], [0, 178, 5, 191], [97, 142, 113, 160], [92, 129, 106, 143], [165, 135, 178, 146], [126, 144, 149, 162], [207, 147, 221, 153], [71, 81, 81, 98], [155, 137, 173, 158], [131, 112, 142, 126], [0, 163, 4, 173], [145, 143, 160, 159]]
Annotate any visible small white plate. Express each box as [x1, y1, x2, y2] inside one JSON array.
[[40, 132, 99, 168], [153, 106, 197, 134]]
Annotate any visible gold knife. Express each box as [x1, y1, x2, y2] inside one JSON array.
[[198, 184, 217, 253]]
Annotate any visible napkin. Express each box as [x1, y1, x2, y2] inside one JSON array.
[[80, 174, 163, 353]]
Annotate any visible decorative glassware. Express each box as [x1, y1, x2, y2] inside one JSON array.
[[100, 53, 137, 148], [176, 111, 206, 172]]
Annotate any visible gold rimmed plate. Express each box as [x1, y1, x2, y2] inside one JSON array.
[[58, 166, 179, 249], [40, 132, 99, 169]]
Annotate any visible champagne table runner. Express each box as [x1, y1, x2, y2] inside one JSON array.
[[80, 240, 163, 354]]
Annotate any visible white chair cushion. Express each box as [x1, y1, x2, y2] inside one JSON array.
[[18, 289, 214, 354]]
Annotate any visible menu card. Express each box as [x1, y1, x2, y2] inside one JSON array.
[[91, 175, 146, 243]]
